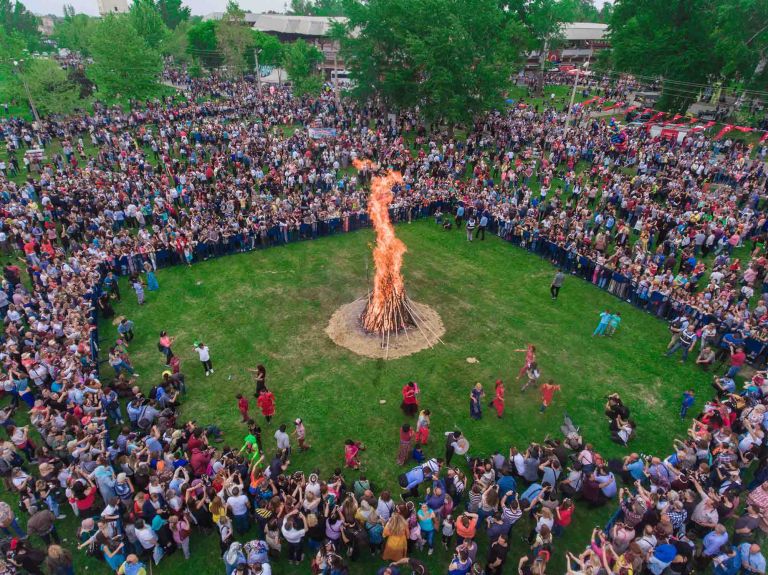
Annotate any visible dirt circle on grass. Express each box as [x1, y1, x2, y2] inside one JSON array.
[[325, 298, 445, 360]]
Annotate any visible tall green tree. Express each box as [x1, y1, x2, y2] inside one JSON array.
[[129, 0, 169, 49], [186, 19, 222, 68], [87, 14, 163, 99], [7, 58, 82, 116], [503, 0, 578, 94], [711, 0, 768, 90], [162, 19, 190, 62], [0, 0, 40, 50], [53, 6, 98, 56], [607, 0, 720, 110], [340, 0, 527, 123], [282, 38, 323, 96], [253, 30, 283, 67], [156, 0, 190, 29], [215, 1, 255, 76]]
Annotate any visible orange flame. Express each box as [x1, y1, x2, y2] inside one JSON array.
[[354, 159, 408, 333]]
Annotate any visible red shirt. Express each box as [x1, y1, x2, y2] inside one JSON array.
[[238, 397, 249, 413], [402, 384, 418, 405], [730, 350, 747, 367], [257, 392, 275, 416]]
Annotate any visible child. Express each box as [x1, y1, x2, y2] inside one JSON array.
[[592, 310, 611, 336], [441, 514, 455, 549], [607, 312, 622, 336], [412, 444, 425, 464], [521, 362, 540, 392], [195, 341, 213, 376], [236, 394, 249, 423], [539, 380, 561, 413], [293, 418, 309, 451], [344, 439, 363, 469], [416, 410, 431, 444], [131, 277, 145, 305], [680, 389, 695, 419]]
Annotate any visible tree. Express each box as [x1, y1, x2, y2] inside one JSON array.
[[216, 1, 255, 76], [0, 0, 40, 50], [253, 30, 283, 67], [607, 0, 720, 110], [87, 14, 163, 100], [503, 0, 578, 94], [8, 59, 82, 116], [129, 0, 169, 49], [711, 0, 768, 90], [340, 0, 527, 123], [162, 19, 190, 63], [282, 38, 323, 96], [289, 0, 344, 16], [187, 19, 222, 68], [156, 0, 190, 29], [53, 6, 98, 56]]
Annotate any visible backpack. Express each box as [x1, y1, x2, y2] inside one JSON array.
[[137, 407, 152, 431]]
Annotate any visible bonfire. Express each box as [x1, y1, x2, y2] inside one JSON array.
[[354, 159, 417, 336]]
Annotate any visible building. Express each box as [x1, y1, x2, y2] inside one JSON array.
[[205, 13, 346, 79], [97, 0, 129, 16], [527, 22, 609, 69], [38, 15, 56, 36]]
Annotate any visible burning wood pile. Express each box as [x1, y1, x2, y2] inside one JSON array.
[[355, 161, 417, 337]]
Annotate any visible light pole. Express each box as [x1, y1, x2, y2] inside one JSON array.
[[13, 59, 41, 127], [254, 48, 262, 96], [565, 53, 590, 128]]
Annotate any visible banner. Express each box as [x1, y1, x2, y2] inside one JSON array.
[[307, 127, 338, 139], [713, 124, 734, 140]]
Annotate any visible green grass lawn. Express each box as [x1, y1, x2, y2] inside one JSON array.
[[82, 219, 711, 574]]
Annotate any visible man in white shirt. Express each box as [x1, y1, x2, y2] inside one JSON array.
[[194, 341, 213, 376], [274, 424, 291, 457]]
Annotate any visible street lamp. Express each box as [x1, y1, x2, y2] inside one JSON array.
[[13, 59, 41, 126], [254, 48, 263, 96]]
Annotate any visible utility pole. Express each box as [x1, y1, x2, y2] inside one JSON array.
[[254, 48, 262, 96], [14, 60, 41, 128], [565, 47, 591, 129]]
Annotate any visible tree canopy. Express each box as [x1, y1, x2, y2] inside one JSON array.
[[129, 0, 169, 50], [606, 0, 768, 109], [156, 0, 190, 29], [187, 19, 223, 69], [339, 0, 527, 123], [7, 58, 82, 116], [87, 14, 163, 100], [0, 0, 40, 50], [282, 38, 323, 96], [53, 6, 98, 56], [215, 1, 255, 76]]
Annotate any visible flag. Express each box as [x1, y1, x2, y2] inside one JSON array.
[[733, 126, 754, 133], [713, 125, 734, 140], [671, 114, 683, 122], [625, 105, 639, 113], [760, 132, 768, 143]]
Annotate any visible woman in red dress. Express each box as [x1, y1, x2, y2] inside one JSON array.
[[256, 388, 275, 423], [401, 381, 420, 417], [492, 379, 505, 418]]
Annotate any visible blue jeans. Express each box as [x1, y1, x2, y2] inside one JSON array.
[[1, 518, 26, 538], [666, 341, 691, 361], [726, 365, 742, 378], [422, 529, 435, 549]]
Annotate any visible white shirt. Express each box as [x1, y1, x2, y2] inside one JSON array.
[[227, 494, 249, 516], [274, 430, 290, 450], [195, 346, 210, 362]]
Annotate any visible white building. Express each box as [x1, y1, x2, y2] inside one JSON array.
[[97, 0, 129, 16]]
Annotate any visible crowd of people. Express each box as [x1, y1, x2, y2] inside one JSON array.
[[0, 68, 767, 575]]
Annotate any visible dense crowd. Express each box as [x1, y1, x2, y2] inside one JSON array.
[[0, 72, 767, 575]]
